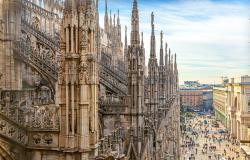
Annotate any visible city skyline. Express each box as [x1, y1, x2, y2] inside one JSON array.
[[99, 0, 250, 84]]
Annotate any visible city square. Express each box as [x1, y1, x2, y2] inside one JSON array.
[[181, 114, 247, 160]]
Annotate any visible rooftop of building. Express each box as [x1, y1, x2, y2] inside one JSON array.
[[229, 75, 250, 85]]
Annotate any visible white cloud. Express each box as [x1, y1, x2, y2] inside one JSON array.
[[99, 0, 250, 84]]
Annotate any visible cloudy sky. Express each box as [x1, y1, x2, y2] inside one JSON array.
[[98, 0, 250, 84]]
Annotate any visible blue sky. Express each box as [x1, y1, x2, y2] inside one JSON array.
[[98, 0, 250, 84]]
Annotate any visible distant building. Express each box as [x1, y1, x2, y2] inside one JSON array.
[[179, 87, 213, 111], [179, 89, 203, 109], [203, 89, 213, 111], [184, 81, 200, 87], [213, 75, 250, 155], [213, 86, 227, 125]]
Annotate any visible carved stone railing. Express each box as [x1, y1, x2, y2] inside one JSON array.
[[22, 0, 60, 22], [21, 18, 60, 50], [100, 53, 127, 84], [99, 52, 127, 96], [0, 114, 28, 145], [99, 96, 129, 114], [0, 90, 59, 131], [99, 63, 127, 96], [13, 38, 58, 81]]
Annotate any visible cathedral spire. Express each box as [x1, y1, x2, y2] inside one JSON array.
[[168, 48, 171, 69], [124, 25, 128, 71], [113, 14, 116, 27], [174, 53, 178, 73], [125, 26, 128, 48], [130, 0, 140, 45], [117, 10, 120, 25], [141, 32, 144, 47], [160, 31, 164, 66], [110, 10, 112, 28], [165, 43, 168, 68], [150, 12, 156, 58], [104, 0, 109, 33], [171, 54, 174, 73], [105, 0, 108, 12]]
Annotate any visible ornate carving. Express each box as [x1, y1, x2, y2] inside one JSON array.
[[0, 121, 6, 131], [80, 29, 88, 50], [43, 134, 53, 145], [31, 133, 54, 146], [0, 119, 27, 145], [32, 134, 41, 144], [13, 38, 58, 81], [0, 19, 4, 37], [79, 55, 90, 85], [0, 90, 59, 130], [58, 64, 65, 84]]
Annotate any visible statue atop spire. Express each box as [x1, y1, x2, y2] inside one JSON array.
[[141, 32, 144, 47], [160, 31, 164, 66], [133, 0, 138, 10], [150, 12, 156, 58], [151, 12, 155, 35], [130, 0, 140, 45], [105, 0, 108, 12], [104, 0, 109, 33], [110, 10, 112, 28], [117, 10, 120, 25], [125, 26, 128, 48], [174, 53, 178, 72], [169, 48, 171, 69], [165, 43, 168, 67]]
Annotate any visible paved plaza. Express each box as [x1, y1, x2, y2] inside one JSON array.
[[180, 114, 247, 160]]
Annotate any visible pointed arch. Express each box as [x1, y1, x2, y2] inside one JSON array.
[[127, 141, 138, 160]]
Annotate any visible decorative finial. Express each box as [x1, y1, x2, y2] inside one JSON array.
[[117, 10, 120, 25], [125, 26, 127, 47], [141, 32, 144, 46], [105, 0, 108, 13], [151, 12, 154, 26], [160, 31, 163, 48], [133, 0, 138, 9]]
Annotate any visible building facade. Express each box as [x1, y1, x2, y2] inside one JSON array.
[[179, 89, 203, 110], [0, 0, 180, 159], [213, 86, 227, 125], [213, 76, 250, 155], [226, 76, 250, 141]]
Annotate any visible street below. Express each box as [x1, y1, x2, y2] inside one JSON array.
[[180, 114, 246, 160]]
